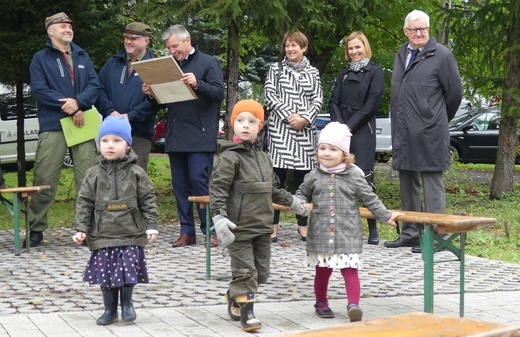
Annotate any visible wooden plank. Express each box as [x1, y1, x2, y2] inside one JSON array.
[[187, 196, 497, 230], [0, 185, 51, 197], [285, 312, 519, 337]]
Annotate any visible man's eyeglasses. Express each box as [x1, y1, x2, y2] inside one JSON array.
[[405, 27, 429, 34]]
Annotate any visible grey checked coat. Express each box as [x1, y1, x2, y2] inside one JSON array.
[[295, 165, 391, 254]]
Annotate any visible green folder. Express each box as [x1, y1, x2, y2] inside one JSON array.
[[60, 107, 102, 147]]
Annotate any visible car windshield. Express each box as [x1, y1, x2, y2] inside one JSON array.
[[449, 112, 478, 128], [449, 108, 500, 130]]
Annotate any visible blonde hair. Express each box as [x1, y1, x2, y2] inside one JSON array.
[[344, 31, 372, 61], [344, 153, 356, 166]]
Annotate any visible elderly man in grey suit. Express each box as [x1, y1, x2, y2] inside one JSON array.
[[384, 9, 462, 253]]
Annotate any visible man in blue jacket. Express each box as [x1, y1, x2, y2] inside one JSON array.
[[143, 24, 225, 248], [27, 12, 100, 248], [96, 22, 159, 171]]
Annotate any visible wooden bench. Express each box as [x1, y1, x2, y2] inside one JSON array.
[[285, 312, 520, 337], [0, 185, 51, 255], [188, 195, 497, 317]]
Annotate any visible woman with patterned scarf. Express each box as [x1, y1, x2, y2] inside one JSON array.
[[263, 30, 323, 243], [328, 31, 385, 245]]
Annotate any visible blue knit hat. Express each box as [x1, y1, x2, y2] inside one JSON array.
[[98, 116, 132, 145]]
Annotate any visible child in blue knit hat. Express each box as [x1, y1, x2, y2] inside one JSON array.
[[72, 116, 159, 325]]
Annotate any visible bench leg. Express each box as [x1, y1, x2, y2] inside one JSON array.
[[13, 195, 20, 256], [206, 204, 211, 280], [422, 224, 435, 313], [459, 233, 466, 317]]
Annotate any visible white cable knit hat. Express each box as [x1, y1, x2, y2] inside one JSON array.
[[318, 122, 352, 153]]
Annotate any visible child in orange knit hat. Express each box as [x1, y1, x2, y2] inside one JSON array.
[[209, 99, 308, 332]]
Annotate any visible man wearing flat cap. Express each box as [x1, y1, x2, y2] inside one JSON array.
[[96, 22, 159, 172], [28, 12, 100, 248]]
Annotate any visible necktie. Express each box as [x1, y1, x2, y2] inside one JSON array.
[[407, 49, 420, 69], [62, 51, 74, 82], [128, 58, 137, 75]]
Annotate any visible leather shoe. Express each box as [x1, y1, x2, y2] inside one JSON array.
[[367, 237, 379, 245], [411, 245, 422, 253], [384, 237, 419, 248], [172, 234, 196, 247], [22, 231, 43, 248], [412, 244, 443, 253], [209, 233, 218, 248]]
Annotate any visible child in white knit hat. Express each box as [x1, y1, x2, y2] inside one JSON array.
[[295, 122, 402, 322]]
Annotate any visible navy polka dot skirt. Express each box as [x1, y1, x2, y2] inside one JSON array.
[[83, 245, 149, 289]]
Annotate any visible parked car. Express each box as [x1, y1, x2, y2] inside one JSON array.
[[0, 93, 73, 167], [0, 93, 38, 165], [316, 114, 392, 163], [152, 113, 225, 153], [449, 107, 515, 164], [455, 99, 475, 118], [151, 115, 166, 153]]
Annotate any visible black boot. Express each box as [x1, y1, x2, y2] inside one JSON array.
[[121, 285, 137, 322], [367, 220, 379, 245], [236, 293, 262, 332], [96, 288, 118, 325], [22, 231, 43, 248]]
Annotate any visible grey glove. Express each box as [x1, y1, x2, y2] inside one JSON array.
[[290, 197, 310, 217], [212, 215, 237, 247]]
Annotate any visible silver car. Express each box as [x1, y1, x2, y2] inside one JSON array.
[[0, 94, 73, 167]]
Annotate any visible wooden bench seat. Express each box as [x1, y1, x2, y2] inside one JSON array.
[[0, 185, 51, 255], [286, 312, 520, 337], [188, 195, 497, 317]]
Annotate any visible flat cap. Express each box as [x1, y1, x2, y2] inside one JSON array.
[[45, 12, 72, 29], [123, 22, 152, 38]]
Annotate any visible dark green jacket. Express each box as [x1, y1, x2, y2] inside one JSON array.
[[73, 150, 158, 251], [210, 140, 293, 241]]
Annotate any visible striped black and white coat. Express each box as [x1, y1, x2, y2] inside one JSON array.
[[263, 58, 323, 170]]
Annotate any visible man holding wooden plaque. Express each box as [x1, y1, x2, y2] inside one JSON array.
[[142, 24, 225, 248]]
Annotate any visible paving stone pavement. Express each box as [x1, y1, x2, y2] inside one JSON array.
[[1, 222, 520, 336]]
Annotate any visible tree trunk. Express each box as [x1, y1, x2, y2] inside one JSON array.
[[225, 19, 240, 139], [438, 0, 452, 47], [490, 0, 520, 199], [15, 79, 27, 188]]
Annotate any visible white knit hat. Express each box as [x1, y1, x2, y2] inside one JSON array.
[[318, 122, 352, 153]]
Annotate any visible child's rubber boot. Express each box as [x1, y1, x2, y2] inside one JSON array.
[[97, 288, 118, 325], [121, 285, 137, 322], [236, 293, 262, 332], [225, 289, 241, 321]]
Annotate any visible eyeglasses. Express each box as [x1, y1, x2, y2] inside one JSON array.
[[405, 27, 429, 34]]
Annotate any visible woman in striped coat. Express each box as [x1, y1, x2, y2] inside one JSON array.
[[263, 30, 323, 242]]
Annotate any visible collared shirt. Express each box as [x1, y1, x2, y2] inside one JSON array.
[[406, 45, 422, 68], [127, 51, 147, 75], [53, 44, 74, 84], [179, 47, 196, 66]]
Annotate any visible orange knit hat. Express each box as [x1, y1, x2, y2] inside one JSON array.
[[230, 99, 265, 131]]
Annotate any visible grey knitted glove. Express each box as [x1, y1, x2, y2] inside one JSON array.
[[290, 197, 310, 217], [212, 215, 237, 247]]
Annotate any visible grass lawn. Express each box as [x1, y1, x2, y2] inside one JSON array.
[[1, 156, 519, 264]]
